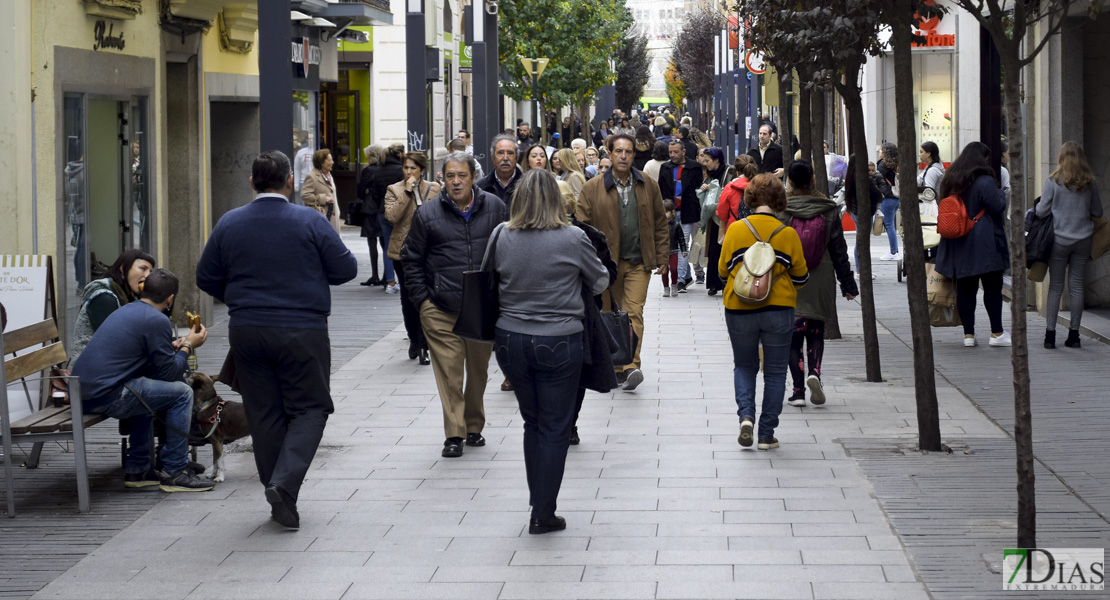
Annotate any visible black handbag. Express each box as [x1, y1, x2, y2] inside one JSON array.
[[600, 290, 637, 366], [452, 224, 504, 342]]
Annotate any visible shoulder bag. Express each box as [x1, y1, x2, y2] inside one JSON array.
[[601, 290, 637, 366], [453, 224, 505, 342]]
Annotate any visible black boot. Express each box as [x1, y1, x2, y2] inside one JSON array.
[[418, 348, 430, 365], [1065, 329, 1081, 348], [1044, 330, 1056, 349]]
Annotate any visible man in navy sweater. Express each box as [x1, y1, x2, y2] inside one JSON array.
[[196, 150, 358, 529], [72, 269, 212, 492]]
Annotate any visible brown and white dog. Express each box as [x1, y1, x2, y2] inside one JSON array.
[[189, 373, 251, 482]]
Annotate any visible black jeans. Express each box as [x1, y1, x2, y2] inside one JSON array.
[[395, 265, 426, 350], [494, 328, 583, 520], [955, 270, 1004, 336], [229, 326, 334, 501], [789, 318, 825, 392]]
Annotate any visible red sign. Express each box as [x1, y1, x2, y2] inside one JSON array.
[[728, 16, 739, 50], [912, 0, 954, 47]]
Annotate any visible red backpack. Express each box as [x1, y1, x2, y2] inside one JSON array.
[[937, 194, 986, 239], [789, 215, 827, 269]]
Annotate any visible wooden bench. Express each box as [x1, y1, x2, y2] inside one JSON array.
[[1, 319, 99, 515]]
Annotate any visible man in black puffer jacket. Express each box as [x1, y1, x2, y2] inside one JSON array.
[[401, 151, 508, 459]]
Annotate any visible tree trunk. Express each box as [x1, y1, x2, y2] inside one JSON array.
[[889, 0, 941, 451], [778, 73, 791, 153], [796, 65, 814, 168], [1001, 48, 1035, 549], [836, 65, 882, 383], [811, 88, 829, 197], [810, 86, 838, 339]]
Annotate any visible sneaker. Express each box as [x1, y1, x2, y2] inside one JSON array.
[[615, 370, 629, 386], [622, 368, 644, 392], [124, 467, 163, 489], [786, 391, 806, 407], [695, 276, 705, 285], [738, 419, 754, 447], [757, 437, 780, 450], [989, 331, 1012, 347], [806, 375, 825, 405], [880, 252, 899, 261], [662, 287, 671, 298], [963, 336, 978, 347], [159, 469, 215, 492], [670, 285, 678, 297], [385, 283, 400, 294], [678, 283, 688, 293]]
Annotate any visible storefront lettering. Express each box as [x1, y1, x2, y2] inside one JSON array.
[[291, 40, 322, 66], [92, 20, 126, 51], [913, 31, 955, 47]]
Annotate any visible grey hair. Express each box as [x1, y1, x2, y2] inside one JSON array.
[[442, 151, 477, 177], [490, 133, 517, 159], [363, 144, 384, 165]]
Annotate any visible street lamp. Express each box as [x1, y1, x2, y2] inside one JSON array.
[[520, 57, 549, 143]]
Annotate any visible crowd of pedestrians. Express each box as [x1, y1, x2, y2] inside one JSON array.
[[61, 99, 1102, 537]]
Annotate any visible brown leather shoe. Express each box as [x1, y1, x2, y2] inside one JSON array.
[[501, 378, 513, 392]]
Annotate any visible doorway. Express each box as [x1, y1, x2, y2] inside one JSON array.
[[62, 93, 151, 345]]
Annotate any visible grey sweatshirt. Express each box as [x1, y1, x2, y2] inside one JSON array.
[[1036, 178, 1104, 243], [489, 224, 610, 335]]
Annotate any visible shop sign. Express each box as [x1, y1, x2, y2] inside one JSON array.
[[292, 37, 322, 78], [912, 0, 955, 48], [459, 40, 472, 73], [92, 20, 126, 51]]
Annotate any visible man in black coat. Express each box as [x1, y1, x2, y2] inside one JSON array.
[[402, 151, 508, 459], [747, 123, 785, 177], [656, 139, 704, 290], [369, 144, 405, 288], [476, 134, 523, 211]]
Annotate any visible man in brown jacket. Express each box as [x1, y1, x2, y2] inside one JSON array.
[[575, 133, 670, 391]]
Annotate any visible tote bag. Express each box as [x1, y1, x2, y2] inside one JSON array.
[[601, 290, 637, 366], [453, 225, 504, 342]]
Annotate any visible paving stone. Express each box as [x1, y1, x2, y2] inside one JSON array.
[[655, 580, 815, 599]]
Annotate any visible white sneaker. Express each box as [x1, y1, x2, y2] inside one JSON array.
[[806, 375, 826, 405], [963, 336, 977, 347], [385, 283, 400, 294], [670, 285, 678, 297], [989, 331, 1012, 347], [880, 252, 899, 261], [662, 287, 671, 298], [622, 368, 644, 392]]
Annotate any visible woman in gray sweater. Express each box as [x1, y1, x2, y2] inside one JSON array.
[[1036, 141, 1104, 348], [490, 169, 609, 535]]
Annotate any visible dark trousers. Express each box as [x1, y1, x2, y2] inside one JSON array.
[[494, 328, 583, 520], [395, 264, 426, 350], [955, 270, 1004, 336], [789, 318, 825, 392], [229, 326, 334, 501], [706, 220, 724, 291]]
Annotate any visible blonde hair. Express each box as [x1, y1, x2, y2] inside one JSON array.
[[556, 179, 577, 216], [1051, 141, 1094, 191], [555, 148, 584, 177], [508, 170, 570, 230]]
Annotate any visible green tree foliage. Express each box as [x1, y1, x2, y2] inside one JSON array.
[[498, 0, 633, 111], [615, 33, 651, 114]]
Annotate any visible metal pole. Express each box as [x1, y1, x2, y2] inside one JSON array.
[[485, 9, 499, 153], [406, 0, 428, 156], [531, 68, 538, 145], [471, 4, 488, 172], [259, 0, 294, 158]]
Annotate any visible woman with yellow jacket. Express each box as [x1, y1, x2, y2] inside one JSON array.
[[718, 174, 808, 451]]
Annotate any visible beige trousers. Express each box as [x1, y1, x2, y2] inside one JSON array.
[[602, 259, 652, 371], [420, 300, 492, 439]]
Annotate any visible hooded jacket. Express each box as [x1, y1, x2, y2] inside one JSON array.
[[780, 195, 859, 322], [717, 176, 754, 234]]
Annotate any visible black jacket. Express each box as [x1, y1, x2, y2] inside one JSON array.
[[400, 188, 508, 314], [657, 159, 704, 224], [369, 156, 404, 215], [746, 143, 784, 175], [573, 217, 619, 394], [356, 163, 382, 238], [477, 167, 523, 211]]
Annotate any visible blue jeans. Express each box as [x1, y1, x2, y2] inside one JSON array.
[[725, 309, 794, 440], [378, 213, 395, 283], [494, 328, 583, 519], [880, 197, 899, 254], [95, 377, 192, 475]]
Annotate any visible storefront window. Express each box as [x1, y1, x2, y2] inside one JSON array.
[[914, 52, 956, 164], [129, 97, 150, 252], [292, 91, 317, 198], [63, 93, 87, 343]]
